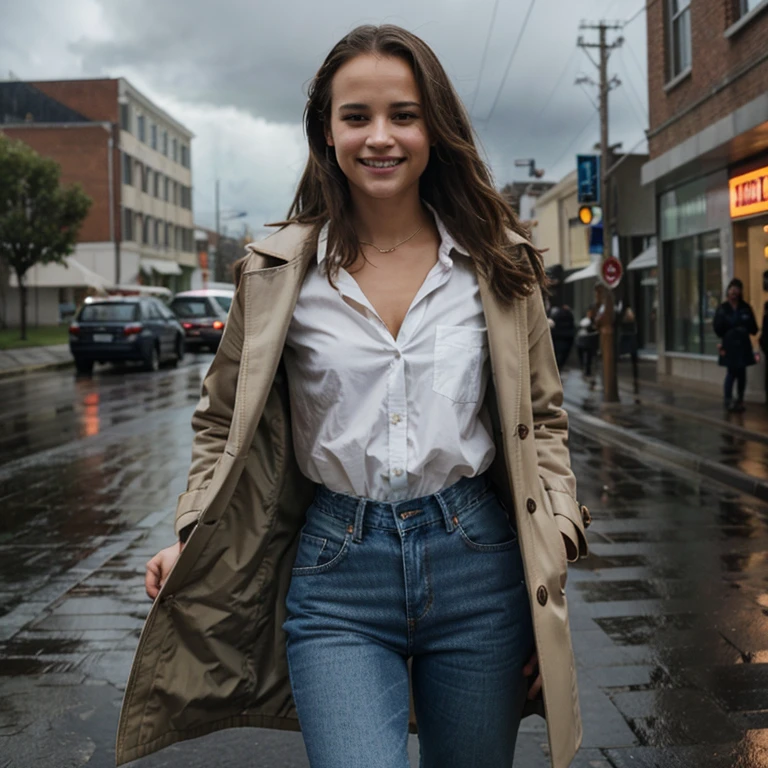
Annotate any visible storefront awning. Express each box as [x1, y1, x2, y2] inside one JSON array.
[[628, 244, 657, 271], [140, 257, 182, 276], [67, 257, 112, 292], [564, 261, 599, 284]]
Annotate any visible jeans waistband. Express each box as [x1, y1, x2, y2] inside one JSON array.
[[312, 474, 491, 542]]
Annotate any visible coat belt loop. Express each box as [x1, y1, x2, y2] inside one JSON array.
[[353, 498, 366, 543], [434, 491, 456, 533]]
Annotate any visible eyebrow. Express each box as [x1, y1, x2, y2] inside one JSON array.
[[338, 101, 421, 111]]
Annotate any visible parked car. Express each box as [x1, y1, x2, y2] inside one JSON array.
[[69, 296, 185, 374], [169, 289, 233, 352]]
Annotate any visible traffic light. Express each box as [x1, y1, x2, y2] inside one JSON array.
[[578, 205, 602, 225]]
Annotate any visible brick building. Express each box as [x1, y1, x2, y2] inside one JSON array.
[[642, 0, 768, 395], [0, 78, 195, 327]]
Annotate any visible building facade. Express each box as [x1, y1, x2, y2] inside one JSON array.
[[642, 0, 768, 395], [0, 78, 195, 326]]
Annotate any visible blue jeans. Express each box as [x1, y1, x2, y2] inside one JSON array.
[[283, 474, 535, 768]]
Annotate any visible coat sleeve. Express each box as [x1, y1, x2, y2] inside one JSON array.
[[748, 306, 759, 336], [527, 288, 589, 561], [174, 262, 247, 538]]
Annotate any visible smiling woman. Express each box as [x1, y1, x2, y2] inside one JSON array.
[[119, 23, 589, 768]]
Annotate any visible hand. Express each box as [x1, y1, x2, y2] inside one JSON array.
[[523, 651, 542, 699], [145, 541, 183, 600]]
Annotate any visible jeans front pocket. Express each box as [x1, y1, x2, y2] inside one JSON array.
[[455, 493, 518, 553], [432, 325, 488, 404], [291, 507, 351, 576]]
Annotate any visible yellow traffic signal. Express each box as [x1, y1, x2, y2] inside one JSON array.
[[578, 205, 594, 225]]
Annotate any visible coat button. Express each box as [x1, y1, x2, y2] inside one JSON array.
[[517, 424, 529, 440], [580, 505, 592, 528], [527, 498, 537, 514], [537, 586, 548, 606]]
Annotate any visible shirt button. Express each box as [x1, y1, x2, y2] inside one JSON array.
[[517, 424, 529, 440], [393, 468, 404, 477], [391, 414, 402, 425], [394, 350, 401, 359]]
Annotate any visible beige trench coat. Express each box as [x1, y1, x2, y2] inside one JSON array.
[[115, 223, 591, 768]]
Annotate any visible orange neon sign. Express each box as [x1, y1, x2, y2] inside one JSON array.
[[730, 167, 768, 218]]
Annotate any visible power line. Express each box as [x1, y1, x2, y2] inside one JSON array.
[[532, 47, 579, 123], [624, 0, 660, 27], [623, 35, 648, 84], [482, 0, 537, 123], [548, 110, 598, 173], [469, 0, 502, 115], [618, 48, 649, 121]]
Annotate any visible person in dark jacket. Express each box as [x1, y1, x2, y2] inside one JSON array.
[[549, 303, 576, 371], [760, 298, 768, 405], [713, 278, 758, 412]]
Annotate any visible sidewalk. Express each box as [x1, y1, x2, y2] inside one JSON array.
[[0, 343, 72, 378], [562, 359, 768, 501]]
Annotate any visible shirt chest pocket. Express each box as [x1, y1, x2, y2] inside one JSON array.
[[432, 325, 489, 404]]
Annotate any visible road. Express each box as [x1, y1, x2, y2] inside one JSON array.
[[1, 361, 768, 767]]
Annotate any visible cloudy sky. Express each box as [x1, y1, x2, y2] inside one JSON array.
[[1, 0, 649, 236]]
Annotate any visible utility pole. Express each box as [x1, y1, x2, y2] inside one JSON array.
[[215, 179, 220, 288], [578, 20, 623, 403]]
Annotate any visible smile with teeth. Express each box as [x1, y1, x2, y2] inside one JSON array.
[[360, 159, 404, 168]]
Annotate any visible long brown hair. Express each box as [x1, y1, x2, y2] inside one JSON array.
[[280, 24, 546, 303]]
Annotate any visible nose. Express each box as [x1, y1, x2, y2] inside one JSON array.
[[365, 116, 395, 149]]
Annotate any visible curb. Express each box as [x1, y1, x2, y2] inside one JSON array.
[[0, 358, 73, 381], [566, 400, 768, 503]]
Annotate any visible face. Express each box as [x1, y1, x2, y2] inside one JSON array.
[[325, 54, 431, 204], [728, 285, 741, 302]]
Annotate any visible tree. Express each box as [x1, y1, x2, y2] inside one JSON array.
[[0, 133, 91, 339]]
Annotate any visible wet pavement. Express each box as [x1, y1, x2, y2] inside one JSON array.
[[2, 362, 768, 766]]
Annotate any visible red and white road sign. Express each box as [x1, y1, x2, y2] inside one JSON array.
[[600, 256, 623, 288]]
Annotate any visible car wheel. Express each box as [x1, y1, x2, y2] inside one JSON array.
[[143, 344, 160, 372], [74, 357, 94, 375]]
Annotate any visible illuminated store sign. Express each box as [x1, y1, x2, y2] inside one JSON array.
[[730, 167, 768, 218]]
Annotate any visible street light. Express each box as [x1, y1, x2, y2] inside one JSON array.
[[514, 158, 545, 179]]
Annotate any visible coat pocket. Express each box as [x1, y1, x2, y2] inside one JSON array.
[[432, 325, 488, 403]]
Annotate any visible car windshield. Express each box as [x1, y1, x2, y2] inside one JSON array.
[[79, 303, 139, 322], [213, 295, 232, 313], [171, 298, 213, 318]]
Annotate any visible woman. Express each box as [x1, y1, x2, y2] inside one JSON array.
[[116, 25, 589, 768], [713, 278, 758, 412], [576, 306, 598, 378]]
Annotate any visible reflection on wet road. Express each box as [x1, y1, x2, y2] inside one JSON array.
[[1, 362, 768, 766]]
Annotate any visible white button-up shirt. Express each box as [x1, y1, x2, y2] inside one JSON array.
[[283, 212, 496, 501]]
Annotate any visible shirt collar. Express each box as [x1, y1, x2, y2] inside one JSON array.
[[316, 204, 469, 266]]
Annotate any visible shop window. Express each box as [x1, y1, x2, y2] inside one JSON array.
[[664, 231, 722, 355], [667, 0, 692, 80]]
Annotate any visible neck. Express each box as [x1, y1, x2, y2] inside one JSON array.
[[350, 187, 430, 246]]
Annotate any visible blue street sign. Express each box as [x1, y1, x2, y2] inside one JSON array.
[[577, 154, 601, 205]]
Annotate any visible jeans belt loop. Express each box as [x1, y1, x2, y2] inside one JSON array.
[[352, 498, 366, 543], [434, 491, 457, 533]]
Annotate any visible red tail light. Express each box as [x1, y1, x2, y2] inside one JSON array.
[[123, 323, 143, 336], [213, 320, 224, 330], [69, 323, 80, 336], [182, 322, 194, 330]]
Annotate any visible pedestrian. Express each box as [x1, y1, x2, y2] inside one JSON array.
[[616, 302, 639, 393], [549, 303, 576, 371], [713, 278, 758, 412], [576, 306, 599, 378], [760, 296, 768, 405], [117, 25, 589, 768]]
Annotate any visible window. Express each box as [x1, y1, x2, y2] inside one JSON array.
[[122, 152, 132, 185], [165, 222, 171, 247], [172, 138, 178, 162], [151, 123, 157, 150], [141, 165, 149, 194], [664, 231, 722, 355], [738, 0, 763, 16], [137, 114, 146, 143], [668, 0, 692, 79], [154, 219, 160, 245], [180, 144, 190, 168], [80, 303, 139, 323], [164, 176, 170, 202], [172, 181, 178, 205], [120, 103, 130, 132], [154, 172, 161, 198], [122, 207, 134, 241], [162, 130, 168, 156], [180, 186, 192, 210]]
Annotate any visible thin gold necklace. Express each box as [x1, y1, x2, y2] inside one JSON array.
[[359, 226, 422, 254]]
